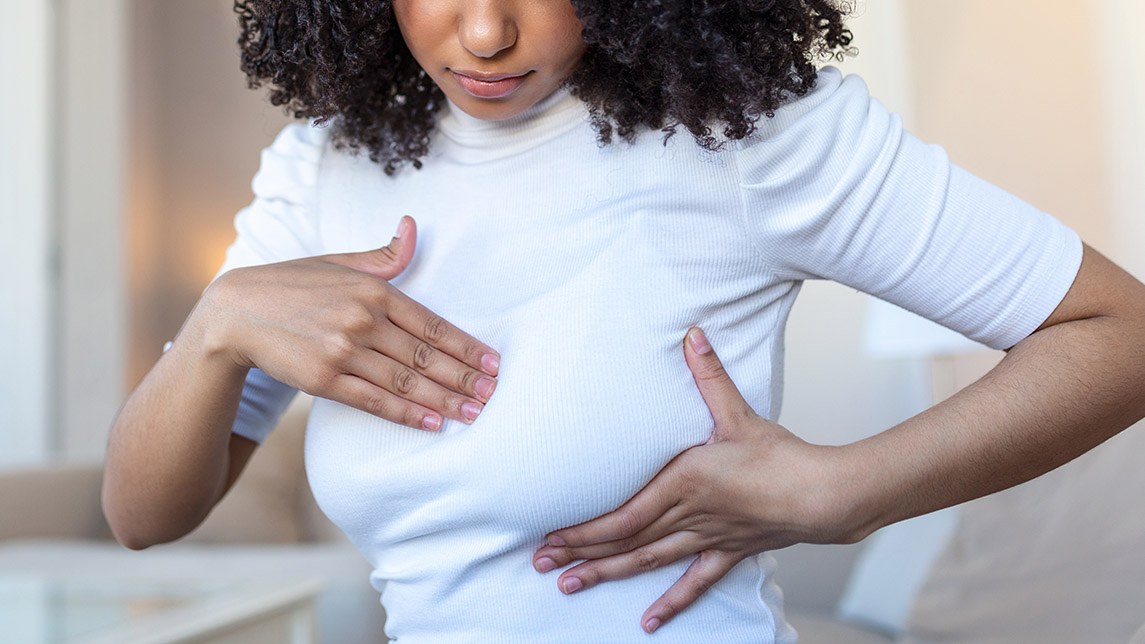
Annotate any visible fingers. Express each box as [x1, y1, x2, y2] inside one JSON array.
[[328, 216, 418, 281], [640, 552, 739, 633], [325, 216, 501, 376], [346, 346, 486, 425], [543, 476, 678, 551], [533, 503, 686, 571], [304, 296, 496, 428], [339, 312, 496, 426], [541, 532, 741, 635], [366, 319, 497, 402], [286, 215, 501, 427], [552, 531, 697, 595], [326, 373, 443, 431], [385, 288, 501, 377], [329, 217, 501, 415], [684, 327, 754, 433]]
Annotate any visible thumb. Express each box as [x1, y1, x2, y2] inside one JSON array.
[[683, 327, 755, 435], [331, 215, 417, 281]]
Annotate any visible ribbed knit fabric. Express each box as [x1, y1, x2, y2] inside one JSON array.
[[216, 67, 1082, 643]]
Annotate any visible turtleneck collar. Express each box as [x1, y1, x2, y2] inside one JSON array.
[[434, 85, 589, 163]]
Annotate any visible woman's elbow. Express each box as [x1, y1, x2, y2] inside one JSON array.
[[100, 479, 211, 551]]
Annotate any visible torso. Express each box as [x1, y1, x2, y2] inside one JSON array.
[[303, 89, 799, 642]]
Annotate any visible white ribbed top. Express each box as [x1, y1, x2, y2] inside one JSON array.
[[217, 67, 1082, 643]]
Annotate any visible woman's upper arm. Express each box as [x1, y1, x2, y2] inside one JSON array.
[[219, 433, 259, 501], [1030, 243, 1145, 334], [735, 71, 1083, 350]]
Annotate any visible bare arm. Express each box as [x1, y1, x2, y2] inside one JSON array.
[[532, 243, 1145, 632], [101, 324, 256, 549], [102, 218, 501, 549], [842, 242, 1145, 535]]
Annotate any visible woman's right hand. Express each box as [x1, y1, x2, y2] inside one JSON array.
[[185, 215, 499, 431]]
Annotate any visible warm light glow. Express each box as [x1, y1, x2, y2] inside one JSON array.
[[190, 221, 237, 291]]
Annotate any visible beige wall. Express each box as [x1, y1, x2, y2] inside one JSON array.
[[783, 1, 1124, 447], [57, 0, 129, 462], [1, 0, 56, 466], [904, 0, 1111, 250], [126, 0, 297, 388], [1093, 0, 1145, 278]]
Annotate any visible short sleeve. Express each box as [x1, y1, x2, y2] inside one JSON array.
[[734, 67, 1083, 350], [215, 120, 330, 443], [214, 120, 330, 279]]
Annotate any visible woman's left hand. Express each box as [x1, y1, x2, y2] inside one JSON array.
[[532, 327, 870, 634]]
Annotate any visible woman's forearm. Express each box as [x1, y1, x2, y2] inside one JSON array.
[[101, 296, 250, 550], [839, 244, 1145, 539], [102, 230, 504, 549], [529, 246, 1145, 633]]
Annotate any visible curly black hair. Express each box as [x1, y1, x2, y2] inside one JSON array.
[[235, 0, 854, 175]]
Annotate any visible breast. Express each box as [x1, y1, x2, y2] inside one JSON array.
[[303, 225, 718, 560], [303, 153, 782, 576]]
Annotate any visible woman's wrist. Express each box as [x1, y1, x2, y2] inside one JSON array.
[[811, 441, 899, 545], [174, 274, 254, 375]]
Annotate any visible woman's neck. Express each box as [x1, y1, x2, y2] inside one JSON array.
[[434, 84, 588, 163]]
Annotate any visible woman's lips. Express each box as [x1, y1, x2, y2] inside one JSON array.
[[451, 71, 529, 99]]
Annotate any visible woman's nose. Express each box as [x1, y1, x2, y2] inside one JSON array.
[[458, 2, 518, 58]]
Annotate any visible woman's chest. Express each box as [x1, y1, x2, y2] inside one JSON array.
[[303, 300, 714, 548], [313, 131, 762, 308], [302, 144, 782, 546]]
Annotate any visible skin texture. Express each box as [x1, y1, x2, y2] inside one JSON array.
[[532, 244, 1145, 632], [103, 217, 499, 548], [391, 0, 587, 121]]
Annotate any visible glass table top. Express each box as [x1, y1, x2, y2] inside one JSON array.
[[0, 576, 250, 644]]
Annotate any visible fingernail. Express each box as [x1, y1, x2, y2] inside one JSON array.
[[689, 328, 712, 355], [481, 353, 500, 374], [422, 414, 441, 431], [475, 377, 496, 400], [535, 557, 557, 573], [461, 401, 482, 422], [645, 617, 661, 633], [546, 534, 565, 547], [561, 577, 582, 594], [393, 217, 406, 240]]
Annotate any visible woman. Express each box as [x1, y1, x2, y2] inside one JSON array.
[[103, 1, 1145, 640]]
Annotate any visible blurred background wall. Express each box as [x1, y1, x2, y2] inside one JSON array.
[[126, 0, 297, 395], [1, 0, 1142, 466], [1, 0, 56, 465], [779, 0, 1140, 448]]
